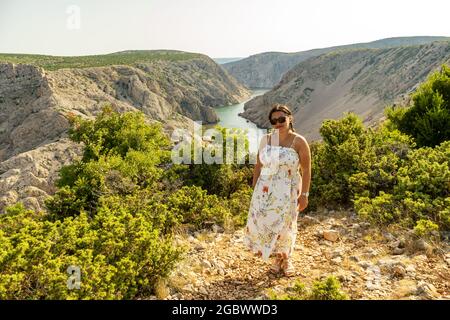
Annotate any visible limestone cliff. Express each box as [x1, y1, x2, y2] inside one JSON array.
[[223, 36, 450, 89], [240, 41, 450, 141], [0, 51, 251, 212]]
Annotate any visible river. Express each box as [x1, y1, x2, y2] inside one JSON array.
[[204, 89, 270, 155]]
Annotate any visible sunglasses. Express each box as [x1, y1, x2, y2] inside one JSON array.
[[270, 115, 287, 125]]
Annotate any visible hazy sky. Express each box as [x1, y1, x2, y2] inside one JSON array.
[[1, 0, 449, 58]]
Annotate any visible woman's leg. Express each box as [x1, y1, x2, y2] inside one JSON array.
[[269, 253, 283, 273], [280, 252, 295, 276]]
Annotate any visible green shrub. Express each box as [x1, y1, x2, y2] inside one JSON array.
[[353, 191, 402, 225], [182, 125, 253, 198], [167, 185, 233, 229], [0, 203, 183, 299], [1, 108, 257, 299], [68, 105, 171, 162], [311, 112, 414, 209], [226, 185, 253, 227], [269, 276, 348, 300], [414, 219, 439, 238], [310, 276, 349, 300], [353, 141, 450, 231], [387, 64, 450, 147], [46, 107, 171, 219]]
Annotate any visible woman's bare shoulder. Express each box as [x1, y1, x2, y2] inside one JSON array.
[[292, 133, 308, 143], [292, 133, 309, 150]]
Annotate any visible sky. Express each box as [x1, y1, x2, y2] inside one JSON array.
[[1, 0, 449, 58]]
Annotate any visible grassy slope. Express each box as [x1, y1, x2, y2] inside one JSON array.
[[0, 50, 205, 70]]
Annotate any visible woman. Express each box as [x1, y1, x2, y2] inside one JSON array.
[[243, 103, 311, 277]]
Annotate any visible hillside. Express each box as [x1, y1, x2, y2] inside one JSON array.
[[0, 51, 251, 212], [166, 211, 449, 300], [239, 41, 450, 141], [1, 96, 448, 300], [0, 50, 204, 70], [223, 36, 450, 88]]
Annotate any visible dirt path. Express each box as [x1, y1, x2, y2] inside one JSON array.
[[162, 211, 450, 300]]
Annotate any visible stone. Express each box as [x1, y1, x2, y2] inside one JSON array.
[[212, 224, 224, 233], [413, 254, 428, 264], [352, 223, 361, 230], [331, 257, 342, 264], [323, 230, 339, 242], [366, 282, 381, 291], [198, 287, 208, 295], [300, 215, 321, 226], [416, 281, 439, 299], [195, 243, 207, 251], [383, 232, 395, 241], [182, 284, 195, 293], [392, 265, 406, 278], [358, 261, 372, 269], [395, 279, 417, 298], [392, 247, 405, 255], [414, 239, 433, 254], [201, 260, 212, 269], [332, 249, 344, 258], [364, 248, 378, 258], [445, 256, 450, 266]]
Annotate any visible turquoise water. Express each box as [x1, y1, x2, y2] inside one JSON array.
[[206, 89, 270, 155]]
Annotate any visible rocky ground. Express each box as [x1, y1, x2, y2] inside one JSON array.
[[155, 210, 449, 300]]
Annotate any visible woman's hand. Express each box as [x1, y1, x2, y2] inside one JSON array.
[[297, 195, 308, 212]]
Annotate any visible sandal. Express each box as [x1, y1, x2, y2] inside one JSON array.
[[280, 256, 295, 277], [269, 254, 283, 274]]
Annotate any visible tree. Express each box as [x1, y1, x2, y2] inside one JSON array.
[[388, 64, 450, 147]]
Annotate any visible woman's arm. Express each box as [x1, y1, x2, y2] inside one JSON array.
[[299, 136, 311, 193], [296, 135, 311, 203]]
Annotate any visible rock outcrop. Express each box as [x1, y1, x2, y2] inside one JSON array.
[[223, 36, 450, 89], [0, 52, 251, 212], [0, 137, 82, 213], [166, 210, 450, 300], [240, 41, 450, 141]]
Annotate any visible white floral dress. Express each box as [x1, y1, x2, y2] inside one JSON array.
[[244, 135, 302, 261]]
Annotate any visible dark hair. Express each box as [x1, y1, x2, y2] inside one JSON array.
[[268, 103, 296, 132]]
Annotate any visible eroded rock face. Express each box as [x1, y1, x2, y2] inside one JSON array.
[[0, 57, 250, 213], [0, 63, 68, 161], [223, 36, 450, 89], [240, 41, 450, 142], [0, 137, 83, 213]]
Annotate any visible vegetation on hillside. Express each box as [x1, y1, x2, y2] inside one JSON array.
[[0, 50, 204, 70], [0, 64, 449, 299], [268, 276, 349, 300], [310, 64, 450, 236], [0, 106, 253, 299], [386, 64, 450, 147]]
